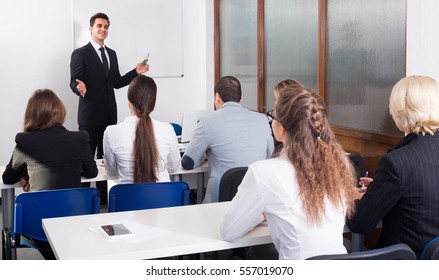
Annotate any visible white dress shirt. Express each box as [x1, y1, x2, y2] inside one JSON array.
[[103, 115, 181, 183], [218, 153, 348, 259], [90, 40, 110, 68]]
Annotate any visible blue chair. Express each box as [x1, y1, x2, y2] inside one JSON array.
[[420, 237, 439, 260], [2, 187, 100, 260], [108, 181, 190, 212], [307, 243, 416, 260], [170, 122, 182, 136]]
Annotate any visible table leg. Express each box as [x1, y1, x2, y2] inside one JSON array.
[[1, 188, 15, 231], [171, 174, 182, 182], [1, 188, 16, 259], [196, 172, 205, 204]]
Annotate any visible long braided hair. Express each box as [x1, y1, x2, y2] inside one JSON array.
[[275, 86, 356, 224]]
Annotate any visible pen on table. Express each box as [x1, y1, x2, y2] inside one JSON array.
[[360, 171, 369, 192]]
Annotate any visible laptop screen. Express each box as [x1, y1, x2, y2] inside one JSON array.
[[180, 110, 211, 143]]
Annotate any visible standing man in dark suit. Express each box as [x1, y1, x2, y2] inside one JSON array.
[[70, 12, 149, 203]]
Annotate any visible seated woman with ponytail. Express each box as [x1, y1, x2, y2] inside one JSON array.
[[219, 86, 356, 259], [103, 75, 181, 183]]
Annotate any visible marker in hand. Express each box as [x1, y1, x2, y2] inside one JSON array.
[[360, 171, 368, 193], [142, 52, 150, 65]]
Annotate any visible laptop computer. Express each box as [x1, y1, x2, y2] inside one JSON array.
[[180, 110, 211, 144]]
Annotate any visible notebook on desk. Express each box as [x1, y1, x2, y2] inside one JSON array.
[[180, 110, 211, 143]]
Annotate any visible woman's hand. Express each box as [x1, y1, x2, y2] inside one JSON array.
[[358, 177, 373, 193]]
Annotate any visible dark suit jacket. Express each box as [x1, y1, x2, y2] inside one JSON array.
[[70, 42, 138, 126], [346, 132, 439, 258], [2, 124, 98, 191]]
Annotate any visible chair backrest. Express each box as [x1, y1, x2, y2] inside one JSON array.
[[14, 187, 100, 242], [348, 153, 364, 184], [108, 181, 190, 212], [307, 243, 416, 260], [420, 237, 439, 260], [218, 167, 248, 202], [170, 122, 182, 136]]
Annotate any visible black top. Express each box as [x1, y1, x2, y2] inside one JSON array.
[[346, 132, 439, 257], [2, 124, 98, 191]]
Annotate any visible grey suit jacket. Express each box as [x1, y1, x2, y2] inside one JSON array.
[[346, 132, 439, 257], [182, 102, 274, 203]]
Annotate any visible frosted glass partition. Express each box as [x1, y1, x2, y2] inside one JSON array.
[[265, 0, 318, 111], [220, 0, 258, 110], [327, 0, 406, 137]]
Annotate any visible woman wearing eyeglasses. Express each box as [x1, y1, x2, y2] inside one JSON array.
[[269, 79, 304, 156], [219, 86, 356, 259]]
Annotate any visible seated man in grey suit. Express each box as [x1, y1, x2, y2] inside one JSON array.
[[181, 76, 274, 203]]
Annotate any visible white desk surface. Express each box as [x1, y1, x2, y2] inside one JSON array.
[[42, 201, 272, 260], [171, 161, 208, 176], [0, 160, 208, 190], [1, 161, 208, 232]]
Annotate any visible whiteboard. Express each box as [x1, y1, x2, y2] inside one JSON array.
[[73, 0, 183, 78]]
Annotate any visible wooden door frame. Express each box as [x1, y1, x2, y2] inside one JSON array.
[[213, 0, 404, 173]]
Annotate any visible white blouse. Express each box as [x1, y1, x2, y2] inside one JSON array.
[[103, 115, 181, 183], [218, 154, 348, 259]]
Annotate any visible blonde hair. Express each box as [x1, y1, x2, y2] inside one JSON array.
[[274, 79, 304, 100], [390, 76, 439, 135]]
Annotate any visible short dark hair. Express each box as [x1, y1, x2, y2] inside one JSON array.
[[214, 76, 241, 103], [90, 12, 110, 27]]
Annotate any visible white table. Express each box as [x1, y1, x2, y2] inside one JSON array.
[[1, 161, 208, 234], [42, 202, 272, 260], [3, 162, 366, 255]]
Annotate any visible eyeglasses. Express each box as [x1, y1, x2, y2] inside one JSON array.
[[266, 109, 277, 122]]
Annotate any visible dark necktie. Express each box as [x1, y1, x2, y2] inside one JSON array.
[[99, 47, 109, 76]]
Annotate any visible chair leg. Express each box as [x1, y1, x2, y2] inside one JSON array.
[[2, 229, 12, 260], [2, 229, 6, 260], [3, 229, 18, 260]]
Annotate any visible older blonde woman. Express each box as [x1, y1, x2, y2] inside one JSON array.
[[346, 76, 439, 258]]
